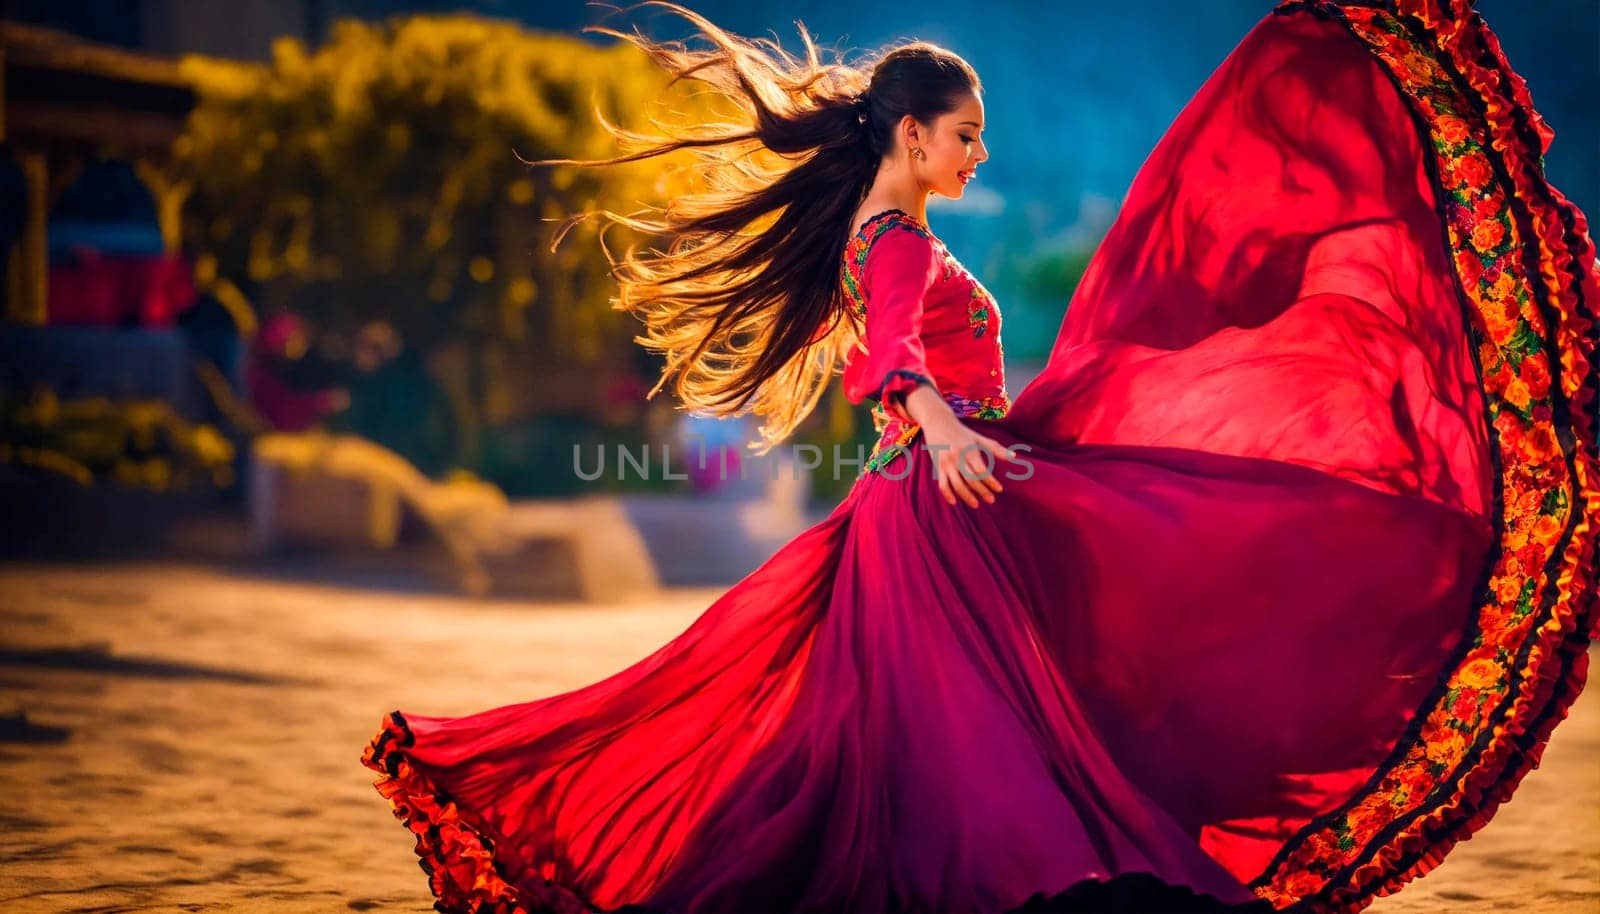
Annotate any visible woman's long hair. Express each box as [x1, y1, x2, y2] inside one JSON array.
[[525, 1, 981, 454]]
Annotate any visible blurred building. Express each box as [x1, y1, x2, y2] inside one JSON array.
[[0, 20, 244, 553]]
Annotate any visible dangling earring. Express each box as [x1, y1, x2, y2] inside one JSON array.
[[912, 147, 926, 161]]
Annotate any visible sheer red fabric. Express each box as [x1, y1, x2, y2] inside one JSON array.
[[362, 2, 1597, 912]]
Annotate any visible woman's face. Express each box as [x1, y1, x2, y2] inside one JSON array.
[[908, 91, 988, 199]]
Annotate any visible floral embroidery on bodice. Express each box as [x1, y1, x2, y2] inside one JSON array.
[[839, 209, 1010, 475]]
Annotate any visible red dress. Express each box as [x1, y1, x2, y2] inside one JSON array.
[[839, 208, 1013, 475], [361, 2, 1599, 912]]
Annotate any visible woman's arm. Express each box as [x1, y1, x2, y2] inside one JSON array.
[[841, 225, 945, 423], [841, 225, 1013, 505]]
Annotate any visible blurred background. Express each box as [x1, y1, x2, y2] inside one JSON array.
[[0, 0, 1594, 596], [1, 5, 1596, 912]]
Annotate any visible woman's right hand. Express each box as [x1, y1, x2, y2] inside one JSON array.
[[905, 388, 1018, 508]]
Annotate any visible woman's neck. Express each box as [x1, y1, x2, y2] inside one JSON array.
[[860, 165, 930, 227]]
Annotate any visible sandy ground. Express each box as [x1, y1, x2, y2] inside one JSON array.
[[0, 560, 1594, 913]]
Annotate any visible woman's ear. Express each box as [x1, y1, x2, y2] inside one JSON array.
[[901, 115, 922, 151]]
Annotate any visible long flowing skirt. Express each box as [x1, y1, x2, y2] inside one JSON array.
[[361, 2, 1599, 912]]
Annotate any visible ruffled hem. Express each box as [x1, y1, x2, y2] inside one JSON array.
[[362, 710, 600, 914], [1255, 1, 1599, 911], [364, 709, 1281, 913]]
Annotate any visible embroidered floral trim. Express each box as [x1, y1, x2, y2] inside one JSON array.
[[362, 710, 600, 914], [841, 209, 998, 344], [967, 282, 993, 339], [943, 391, 1011, 421], [863, 389, 1012, 476], [842, 209, 935, 320], [1253, 2, 1599, 911]]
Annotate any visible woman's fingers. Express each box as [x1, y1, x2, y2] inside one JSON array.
[[938, 445, 992, 508], [925, 428, 1014, 508], [965, 437, 1010, 497], [936, 451, 976, 508], [933, 448, 959, 505], [979, 435, 1018, 470], [961, 447, 1001, 502], [937, 467, 960, 506]]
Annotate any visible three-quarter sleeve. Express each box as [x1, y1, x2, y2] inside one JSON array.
[[842, 225, 941, 424]]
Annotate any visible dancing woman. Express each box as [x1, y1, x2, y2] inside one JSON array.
[[362, 1, 1598, 911]]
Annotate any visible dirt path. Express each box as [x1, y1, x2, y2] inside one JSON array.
[[0, 562, 1593, 912]]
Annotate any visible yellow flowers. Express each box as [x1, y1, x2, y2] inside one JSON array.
[[157, 11, 727, 467], [168, 11, 713, 318], [1, 389, 236, 491]]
